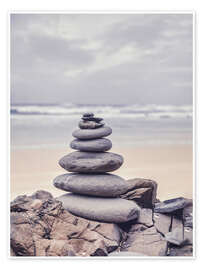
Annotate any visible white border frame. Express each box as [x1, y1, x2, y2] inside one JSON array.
[[8, 10, 195, 261]]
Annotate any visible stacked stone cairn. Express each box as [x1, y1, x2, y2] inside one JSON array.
[[53, 113, 140, 223]]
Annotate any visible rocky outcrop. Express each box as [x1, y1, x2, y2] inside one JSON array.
[[10, 184, 193, 257], [10, 191, 121, 257]]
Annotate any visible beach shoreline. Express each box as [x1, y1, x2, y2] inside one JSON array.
[[10, 143, 193, 201]]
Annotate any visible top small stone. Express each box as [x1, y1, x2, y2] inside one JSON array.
[[83, 112, 94, 117]]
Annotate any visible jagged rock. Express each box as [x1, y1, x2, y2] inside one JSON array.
[[59, 151, 123, 173], [31, 190, 53, 200], [10, 191, 121, 256], [57, 193, 140, 223], [120, 178, 157, 208], [121, 224, 167, 256], [137, 208, 153, 227], [183, 201, 193, 228], [169, 245, 193, 256], [153, 213, 182, 235], [10, 190, 53, 213], [165, 228, 186, 246], [70, 138, 112, 152], [53, 173, 128, 197]]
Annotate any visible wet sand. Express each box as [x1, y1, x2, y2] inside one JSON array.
[[10, 144, 193, 201]]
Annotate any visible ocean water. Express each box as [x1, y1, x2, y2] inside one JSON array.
[[10, 103, 193, 149]]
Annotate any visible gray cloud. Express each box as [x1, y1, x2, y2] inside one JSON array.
[[10, 13, 193, 105]]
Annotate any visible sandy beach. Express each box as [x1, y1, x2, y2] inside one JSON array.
[[10, 144, 193, 201]]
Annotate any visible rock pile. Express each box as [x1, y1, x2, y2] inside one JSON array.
[[10, 189, 193, 257], [53, 113, 140, 223]]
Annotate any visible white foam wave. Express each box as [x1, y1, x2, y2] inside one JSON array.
[[11, 103, 193, 120]]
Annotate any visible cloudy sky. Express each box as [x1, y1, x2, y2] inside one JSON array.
[[10, 13, 193, 105]]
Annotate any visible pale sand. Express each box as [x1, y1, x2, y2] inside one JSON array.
[[10, 144, 193, 201]]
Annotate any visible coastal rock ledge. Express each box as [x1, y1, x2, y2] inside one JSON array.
[[10, 179, 193, 257]]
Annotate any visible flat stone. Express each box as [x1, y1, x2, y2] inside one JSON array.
[[82, 117, 103, 123], [70, 138, 112, 152], [53, 173, 128, 197], [154, 197, 189, 213], [59, 151, 123, 173], [72, 126, 112, 140], [57, 193, 140, 223], [122, 224, 167, 256], [79, 120, 104, 129]]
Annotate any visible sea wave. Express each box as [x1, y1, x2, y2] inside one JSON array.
[[10, 103, 193, 119]]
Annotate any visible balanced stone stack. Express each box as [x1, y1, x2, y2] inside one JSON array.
[[53, 113, 140, 223]]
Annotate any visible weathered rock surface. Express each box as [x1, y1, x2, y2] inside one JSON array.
[[183, 201, 193, 228], [153, 213, 182, 235], [165, 228, 186, 246], [70, 138, 112, 152], [169, 244, 193, 256], [154, 197, 189, 213], [72, 126, 112, 140], [10, 188, 193, 257], [59, 151, 123, 173], [120, 178, 157, 208], [79, 120, 104, 129], [53, 173, 128, 197], [10, 192, 121, 256], [137, 208, 153, 227], [121, 224, 167, 256], [57, 193, 140, 223]]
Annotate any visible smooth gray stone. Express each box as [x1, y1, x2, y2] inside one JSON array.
[[79, 120, 104, 129], [70, 138, 112, 152], [59, 151, 124, 173], [154, 197, 188, 213], [57, 193, 140, 223], [53, 173, 128, 197], [72, 126, 112, 140]]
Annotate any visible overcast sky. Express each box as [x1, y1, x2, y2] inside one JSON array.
[[10, 13, 193, 105]]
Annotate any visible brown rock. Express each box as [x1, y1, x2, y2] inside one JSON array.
[[31, 190, 53, 200], [169, 244, 193, 256], [120, 178, 157, 208], [10, 191, 121, 257], [122, 224, 167, 256], [183, 201, 193, 228], [137, 208, 153, 227], [154, 212, 183, 236]]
